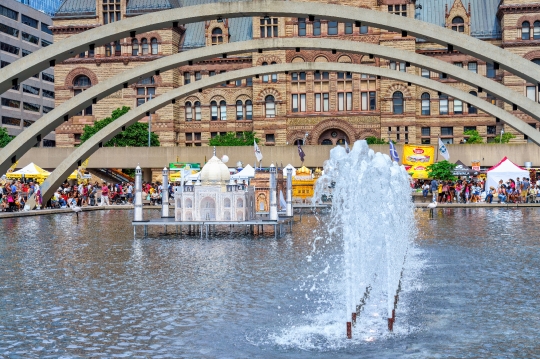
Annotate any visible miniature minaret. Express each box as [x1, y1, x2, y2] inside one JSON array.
[[161, 167, 169, 217], [286, 167, 293, 217], [269, 163, 278, 220], [134, 165, 143, 221]]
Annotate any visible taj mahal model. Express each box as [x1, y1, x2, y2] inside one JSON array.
[[174, 153, 256, 222]]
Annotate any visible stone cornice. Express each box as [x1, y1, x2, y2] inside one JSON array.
[[497, 4, 540, 19], [51, 24, 101, 35], [61, 55, 164, 65], [501, 40, 540, 48]]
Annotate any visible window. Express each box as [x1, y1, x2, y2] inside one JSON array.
[[185, 101, 193, 121], [345, 22, 353, 34], [389, 61, 406, 72], [468, 62, 477, 73], [22, 14, 38, 28], [421, 127, 430, 136], [265, 95, 275, 117], [105, 43, 112, 57], [41, 23, 52, 35], [245, 100, 253, 120], [421, 68, 430, 78], [22, 49, 32, 57], [195, 72, 201, 81], [23, 102, 40, 112], [42, 73, 54, 83], [22, 32, 39, 45], [451, 17, 464, 32], [1, 98, 20, 108], [266, 134, 275, 143], [369, 91, 376, 110], [260, 17, 278, 38], [291, 94, 306, 112], [42, 106, 53, 114], [487, 126, 496, 135], [522, 21, 530, 40], [220, 100, 227, 120], [421, 93, 430, 115], [102, 0, 121, 25], [441, 127, 453, 136], [313, 20, 321, 36], [235, 79, 242, 87], [194, 101, 201, 120], [114, 40, 121, 56], [271, 61, 278, 83], [23, 84, 40, 96], [388, 4, 407, 16], [535, 21, 540, 40], [41, 39, 52, 47], [151, 38, 158, 54], [527, 86, 536, 101], [360, 25, 368, 34], [73, 75, 92, 115], [392, 92, 404, 114], [212, 28, 223, 45], [136, 85, 155, 107], [236, 100, 244, 120], [454, 99, 463, 114], [23, 120, 34, 127], [247, 77, 252, 86], [211, 101, 218, 120], [328, 21, 338, 35], [2, 116, 20, 126], [184, 72, 190, 85], [0, 42, 19, 55], [439, 94, 448, 115], [0, 5, 18, 21], [74, 75, 91, 88], [486, 93, 497, 105], [487, 63, 496, 78], [467, 91, 477, 114], [141, 38, 148, 55], [262, 62, 269, 83], [132, 39, 138, 55], [298, 18, 306, 36], [0, 24, 18, 37], [1, 60, 10, 68], [185, 132, 202, 146], [453, 62, 463, 68]]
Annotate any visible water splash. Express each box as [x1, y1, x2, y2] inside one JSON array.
[[313, 140, 416, 337]]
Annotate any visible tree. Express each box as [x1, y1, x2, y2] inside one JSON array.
[[209, 131, 259, 146], [427, 160, 457, 181], [79, 106, 160, 147], [0, 127, 13, 147], [365, 136, 387, 145], [491, 132, 516, 144], [463, 130, 483, 144]]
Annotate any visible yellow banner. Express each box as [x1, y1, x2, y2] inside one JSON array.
[[402, 145, 435, 179]]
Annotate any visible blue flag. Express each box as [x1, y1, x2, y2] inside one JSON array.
[[389, 142, 399, 162]]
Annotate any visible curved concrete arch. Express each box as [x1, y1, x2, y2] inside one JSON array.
[[40, 62, 540, 201], [2, 0, 540, 93], [4, 37, 540, 176]]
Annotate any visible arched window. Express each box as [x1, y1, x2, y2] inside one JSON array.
[[194, 101, 201, 121], [212, 28, 223, 45], [73, 75, 93, 115], [468, 91, 477, 114], [220, 100, 227, 120], [211, 101, 218, 120], [114, 40, 121, 56], [132, 39, 139, 56], [105, 43, 112, 57], [246, 100, 253, 120], [439, 94, 448, 115], [271, 61, 277, 83], [151, 38, 158, 55], [236, 100, 244, 120], [451, 17, 464, 32], [421, 93, 430, 115], [522, 21, 530, 40], [392, 91, 403, 114], [265, 95, 275, 118], [185, 101, 193, 121], [535, 21, 540, 40], [262, 62, 269, 83], [141, 38, 148, 55], [321, 139, 333, 145]]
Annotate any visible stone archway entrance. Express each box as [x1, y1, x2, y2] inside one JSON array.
[[318, 129, 349, 145], [200, 197, 216, 221]]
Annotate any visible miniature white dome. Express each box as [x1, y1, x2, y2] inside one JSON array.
[[200, 155, 230, 185]]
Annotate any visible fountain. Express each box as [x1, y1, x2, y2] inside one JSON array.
[[314, 140, 416, 338]]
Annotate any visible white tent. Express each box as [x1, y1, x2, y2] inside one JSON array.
[[283, 164, 296, 177], [486, 157, 529, 189], [231, 164, 255, 180]]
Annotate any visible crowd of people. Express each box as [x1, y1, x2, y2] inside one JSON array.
[[0, 179, 175, 212], [415, 176, 540, 204]]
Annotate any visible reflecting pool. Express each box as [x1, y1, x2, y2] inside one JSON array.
[[0, 208, 539, 358]]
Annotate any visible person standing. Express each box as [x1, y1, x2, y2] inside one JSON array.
[[100, 182, 110, 206], [430, 179, 438, 202], [521, 178, 530, 203]]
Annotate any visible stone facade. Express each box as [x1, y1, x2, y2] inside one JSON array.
[[50, 0, 540, 148]]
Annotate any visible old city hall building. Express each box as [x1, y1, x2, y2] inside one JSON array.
[[50, 0, 540, 147]]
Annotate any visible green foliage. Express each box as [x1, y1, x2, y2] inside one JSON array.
[[365, 136, 387, 145], [491, 132, 516, 144], [80, 106, 160, 147], [122, 169, 135, 177], [0, 127, 13, 148], [209, 131, 259, 146], [427, 160, 457, 181], [463, 130, 483, 144]]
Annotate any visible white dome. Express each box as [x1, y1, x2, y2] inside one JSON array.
[[200, 155, 230, 185]]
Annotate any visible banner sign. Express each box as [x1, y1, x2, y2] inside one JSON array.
[[169, 162, 201, 170], [471, 160, 480, 171], [402, 145, 435, 179]]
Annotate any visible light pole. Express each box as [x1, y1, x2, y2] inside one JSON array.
[[500, 128, 504, 143], [303, 132, 308, 145], [147, 93, 153, 147]]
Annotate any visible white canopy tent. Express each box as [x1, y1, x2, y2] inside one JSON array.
[[231, 164, 255, 181], [486, 157, 529, 189], [283, 164, 296, 177]]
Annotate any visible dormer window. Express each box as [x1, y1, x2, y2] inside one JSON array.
[[212, 28, 223, 45], [452, 17, 464, 32]]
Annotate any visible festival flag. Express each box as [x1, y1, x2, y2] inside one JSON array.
[[297, 143, 306, 162], [254, 140, 263, 162], [389, 142, 399, 162], [345, 140, 350, 154], [438, 137, 450, 160]]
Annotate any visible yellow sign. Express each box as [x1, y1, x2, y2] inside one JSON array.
[[402, 145, 435, 179]]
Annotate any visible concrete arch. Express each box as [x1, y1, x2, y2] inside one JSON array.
[[3, 0, 540, 95], [39, 62, 540, 201], [4, 37, 540, 177], [309, 118, 357, 145]]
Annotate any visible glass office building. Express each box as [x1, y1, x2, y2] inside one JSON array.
[[16, 0, 62, 16]]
